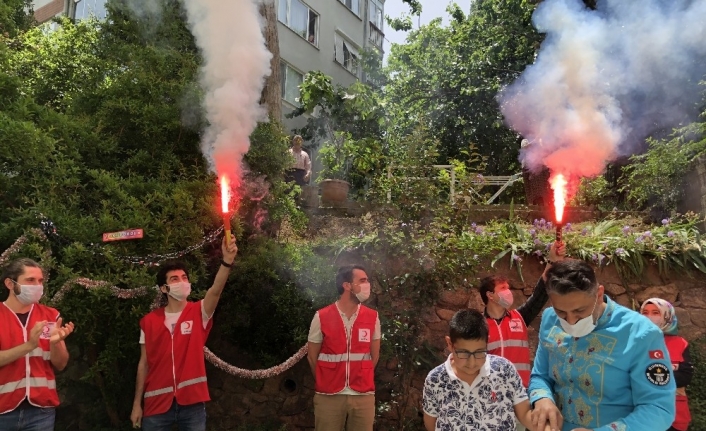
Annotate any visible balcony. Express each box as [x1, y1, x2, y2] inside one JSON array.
[[368, 21, 384, 50]]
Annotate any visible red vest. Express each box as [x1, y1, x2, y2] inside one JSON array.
[[665, 335, 690, 431], [0, 303, 60, 414], [141, 301, 213, 416], [315, 304, 376, 394], [486, 309, 531, 387]]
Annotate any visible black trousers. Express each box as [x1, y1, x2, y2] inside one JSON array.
[[285, 168, 307, 187]]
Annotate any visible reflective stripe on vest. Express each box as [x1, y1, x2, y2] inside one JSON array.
[[144, 386, 173, 398], [487, 339, 529, 351], [144, 376, 208, 398], [318, 353, 372, 362], [29, 347, 52, 361], [177, 377, 208, 390], [0, 377, 56, 395], [514, 363, 532, 371]]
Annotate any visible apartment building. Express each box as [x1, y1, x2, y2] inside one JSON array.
[[32, 0, 385, 177], [33, 0, 107, 23], [278, 0, 385, 177]]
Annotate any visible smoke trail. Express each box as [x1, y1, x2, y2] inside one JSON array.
[[179, 0, 272, 185], [498, 0, 706, 183]]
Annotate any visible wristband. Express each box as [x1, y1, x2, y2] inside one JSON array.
[[220, 259, 233, 268]]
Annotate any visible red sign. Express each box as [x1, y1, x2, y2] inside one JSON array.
[[102, 229, 144, 242], [649, 350, 665, 360]]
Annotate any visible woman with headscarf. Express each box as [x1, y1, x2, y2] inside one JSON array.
[[640, 298, 693, 431]]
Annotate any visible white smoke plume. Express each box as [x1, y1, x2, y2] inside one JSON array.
[[498, 0, 706, 182], [179, 0, 272, 184]]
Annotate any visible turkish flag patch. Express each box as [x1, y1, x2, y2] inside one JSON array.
[[649, 350, 664, 360]]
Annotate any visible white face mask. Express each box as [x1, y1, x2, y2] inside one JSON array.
[[355, 283, 371, 302], [558, 295, 599, 338], [167, 282, 191, 302], [14, 282, 44, 305], [495, 290, 514, 309], [647, 315, 665, 328]]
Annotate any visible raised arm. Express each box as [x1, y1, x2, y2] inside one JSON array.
[[518, 242, 565, 324], [202, 237, 238, 318]]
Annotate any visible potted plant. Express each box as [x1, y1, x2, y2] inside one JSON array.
[[317, 131, 354, 205], [290, 71, 385, 205]]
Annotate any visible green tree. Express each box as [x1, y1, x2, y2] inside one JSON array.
[[1, 1, 303, 427], [384, 1, 542, 174]]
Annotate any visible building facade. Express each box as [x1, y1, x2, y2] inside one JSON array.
[[277, 0, 384, 177], [33, 0, 107, 23], [32, 0, 384, 179]]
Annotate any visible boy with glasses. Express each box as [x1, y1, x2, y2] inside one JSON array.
[[423, 309, 533, 431]]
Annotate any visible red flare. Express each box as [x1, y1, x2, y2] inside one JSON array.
[[220, 175, 232, 245], [550, 173, 568, 224]]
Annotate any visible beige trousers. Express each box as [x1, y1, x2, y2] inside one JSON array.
[[314, 393, 375, 431]]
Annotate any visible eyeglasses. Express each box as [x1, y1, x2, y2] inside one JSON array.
[[454, 349, 488, 360]]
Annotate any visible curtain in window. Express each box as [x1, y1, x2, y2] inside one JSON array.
[[290, 0, 308, 38], [278, 0, 288, 24], [283, 66, 303, 105]]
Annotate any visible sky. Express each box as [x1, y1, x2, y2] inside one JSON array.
[[383, 0, 473, 59]]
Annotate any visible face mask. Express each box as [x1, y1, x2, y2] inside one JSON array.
[[647, 315, 665, 329], [14, 283, 44, 305], [495, 290, 514, 309], [355, 283, 371, 302], [558, 295, 599, 338], [167, 282, 191, 301]]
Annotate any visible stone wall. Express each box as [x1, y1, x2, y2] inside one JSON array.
[[199, 257, 706, 430]]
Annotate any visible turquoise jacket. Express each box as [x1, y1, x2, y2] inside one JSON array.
[[529, 295, 676, 431]]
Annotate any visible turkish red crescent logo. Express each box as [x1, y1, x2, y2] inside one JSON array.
[[649, 350, 664, 360]]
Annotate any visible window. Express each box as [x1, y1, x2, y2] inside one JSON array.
[[338, 0, 360, 16], [73, 0, 108, 20], [368, 0, 384, 49], [278, 0, 319, 45], [334, 35, 359, 76], [280, 62, 303, 106], [369, 0, 383, 29]]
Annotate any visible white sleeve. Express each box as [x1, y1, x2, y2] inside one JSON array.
[[139, 329, 145, 345], [308, 312, 323, 343], [373, 316, 381, 340]]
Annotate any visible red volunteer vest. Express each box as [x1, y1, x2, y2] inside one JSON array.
[[315, 303, 376, 394], [486, 309, 531, 387], [665, 335, 690, 431], [141, 301, 213, 416], [0, 303, 60, 414]]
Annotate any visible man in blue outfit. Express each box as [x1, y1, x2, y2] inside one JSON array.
[[529, 259, 675, 431]]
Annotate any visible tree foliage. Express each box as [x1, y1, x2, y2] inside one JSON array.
[[1, 1, 305, 428], [622, 114, 706, 219], [383, 1, 543, 174]]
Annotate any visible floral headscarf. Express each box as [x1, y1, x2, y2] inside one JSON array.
[[640, 297, 679, 335]]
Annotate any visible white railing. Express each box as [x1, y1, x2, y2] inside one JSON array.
[[386, 165, 522, 205]]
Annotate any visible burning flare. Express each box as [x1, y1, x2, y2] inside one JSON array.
[[551, 173, 567, 224], [220, 175, 232, 245], [220, 175, 230, 214]]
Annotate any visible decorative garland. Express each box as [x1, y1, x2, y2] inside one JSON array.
[[0, 228, 47, 268], [3, 229, 307, 380], [39, 216, 224, 267], [204, 345, 308, 379]]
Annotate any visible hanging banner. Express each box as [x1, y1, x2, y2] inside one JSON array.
[[102, 229, 144, 242]]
